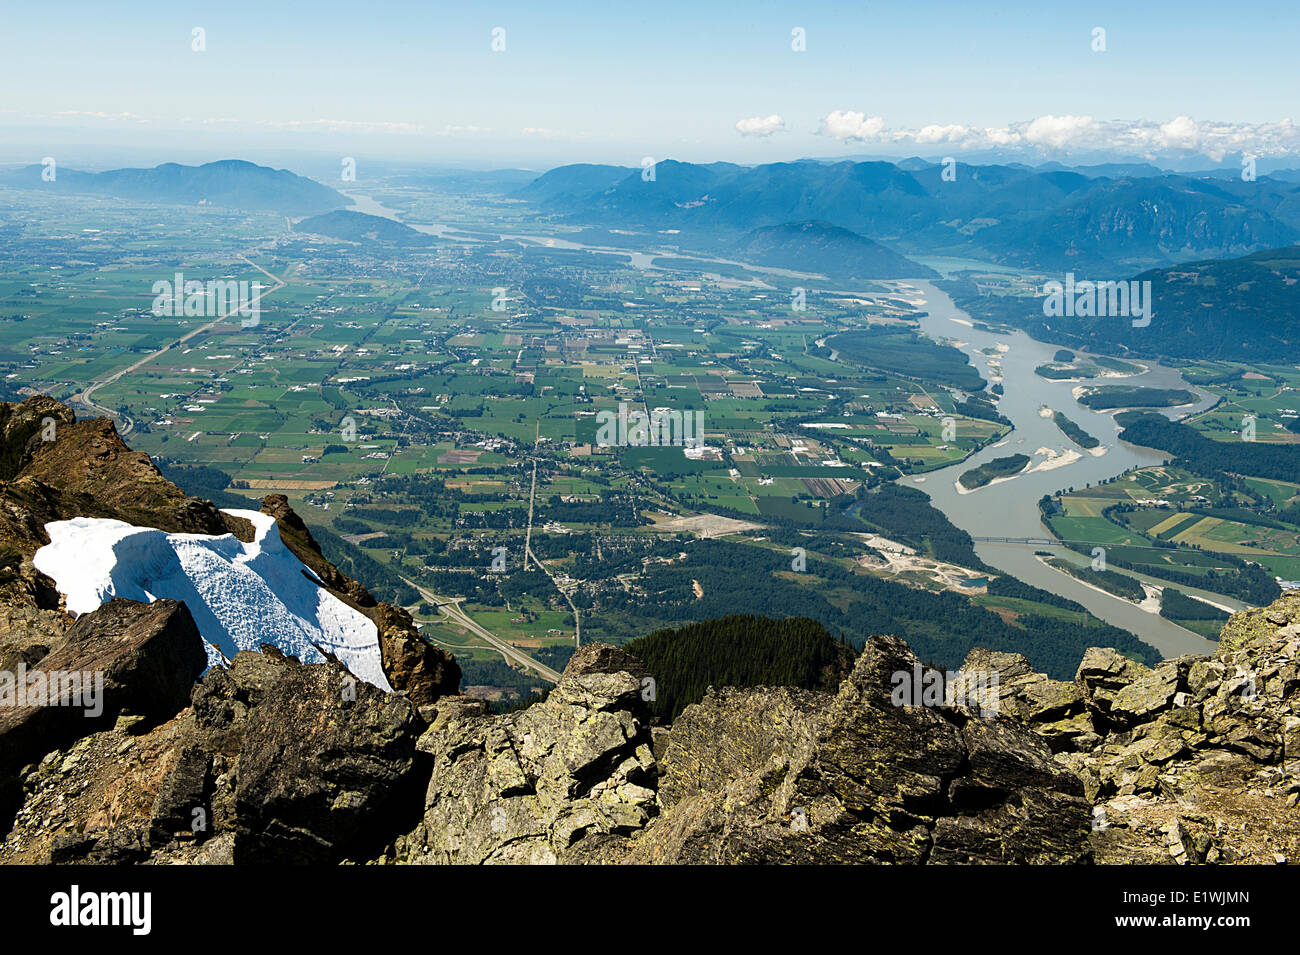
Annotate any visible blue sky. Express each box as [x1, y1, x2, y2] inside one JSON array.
[[3, 0, 1298, 168]]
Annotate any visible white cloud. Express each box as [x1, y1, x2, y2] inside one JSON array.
[[1021, 114, 1096, 149], [820, 110, 886, 141], [915, 123, 971, 144], [815, 111, 1300, 159], [735, 114, 786, 137]]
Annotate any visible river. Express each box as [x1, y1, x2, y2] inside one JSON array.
[[906, 281, 1217, 657], [339, 192, 1218, 657]]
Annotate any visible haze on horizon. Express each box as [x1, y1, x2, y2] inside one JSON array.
[[3, 0, 1299, 172]]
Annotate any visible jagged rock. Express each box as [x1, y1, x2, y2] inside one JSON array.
[[658, 685, 825, 809], [0, 598, 206, 830], [390, 643, 657, 864], [1108, 660, 1187, 726], [626, 633, 1091, 864], [148, 744, 213, 846], [962, 647, 1089, 750], [372, 604, 459, 707], [196, 650, 428, 863], [0, 396, 75, 481], [1076, 647, 1149, 710]]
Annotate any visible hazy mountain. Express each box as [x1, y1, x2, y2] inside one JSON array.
[[977, 177, 1300, 271], [513, 163, 632, 203], [726, 220, 938, 280], [0, 159, 347, 215], [1075, 246, 1300, 360], [295, 210, 435, 247], [517, 157, 1300, 272]]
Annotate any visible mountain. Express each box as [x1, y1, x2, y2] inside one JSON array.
[[1120, 246, 1300, 360], [0, 159, 347, 216], [947, 245, 1300, 361], [296, 209, 435, 247], [513, 163, 632, 202], [976, 177, 1300, 271], [724, 220, 938, 280], [516, 157, 1300, 272]]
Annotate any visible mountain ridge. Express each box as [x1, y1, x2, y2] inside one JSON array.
[[0, 159, 348, 216]]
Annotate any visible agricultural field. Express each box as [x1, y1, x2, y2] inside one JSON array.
[[0, 183, 1160, 693]]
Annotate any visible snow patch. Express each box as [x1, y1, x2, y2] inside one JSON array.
[[33, 510, 391, 691]]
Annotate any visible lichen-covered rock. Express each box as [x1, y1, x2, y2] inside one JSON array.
[[985, 590, 1300, 865], [625, 633, 1091, 864], [390, 643, 657, 864]]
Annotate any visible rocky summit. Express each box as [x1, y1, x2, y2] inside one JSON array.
[[0, 398, 1297, 865]]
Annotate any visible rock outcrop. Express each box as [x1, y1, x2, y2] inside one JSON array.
[[390, 644, 657, 864], [624, 633, 1090, 864], [4, 590, 1298, 864], [0, 397, 458, 702], [2, 646, 428, 864], [971, 591, 1300, 864]]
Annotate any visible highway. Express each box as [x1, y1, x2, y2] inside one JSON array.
[[402, 575, 562, 684], [75, 256, 287, 436]]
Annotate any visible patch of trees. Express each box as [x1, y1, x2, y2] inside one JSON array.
[[1118, 413, 1300, 484], [958, 454, 1030, 490], [1079, 388, 1195, 410], [953, 396, 1011, 425], [625, 614, 855, 722], [1160, 588, 1231, 622], [1052, 411, 1100, 449], [850, 483, 991, 570]]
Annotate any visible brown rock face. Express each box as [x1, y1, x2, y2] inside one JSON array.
[[202, 652, 429, 863], [2, 649, 429, 865], [372, 604, 460, 707], [0, 396, 75, 481], [0, 598, 206, 831]]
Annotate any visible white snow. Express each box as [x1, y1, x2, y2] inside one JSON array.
[[33, 509, 392, 691]]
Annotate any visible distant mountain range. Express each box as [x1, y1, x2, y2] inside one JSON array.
[[515, 158, 1300, 273], [295, 210, 435, 247], [0, 159, 347, 216], [725, 220, 937, 280]]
